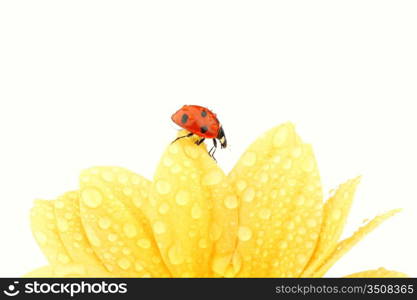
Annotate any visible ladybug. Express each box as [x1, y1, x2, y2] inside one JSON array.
[[171, 105, 227, 160]]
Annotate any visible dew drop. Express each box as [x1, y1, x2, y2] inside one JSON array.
[[81, 188, 103, 208], [224, 195, 238, 209], [291, 147, 302, 158], [134, 261, 144, 272], [163, 156, 174, 167], [242, 187, 255, 203], [153, 221, 166, 234], [132, 196, 142, 208], [108, 233, 118, 242], [242, 151, 257, 167], [295, 195, 305, 205], [137, 238, 151, 249], [273, 126, 289, 147], [237, 226, 252, 241], [185, 145, 200, 159], [283, 158, 292, 170], [259, 208, 271, 220], [118, 174, 129, 184], [168, 245, 184, 265], [331, 209, 342, 220], [306, 218, 317, 227], [123, 187, 133, 197], [158, 203, 170, 215], [175, 190, 190, 206], [123, 223, 138, 238], [58, 253, 70, 264], [98, 217, 111, 230], [57, 219, 69, 232], [236, 180, 247, 192], [102, 171, 114, 182], [279, 241, 288, 249], [118, 258, 131, 270], [260, 173, 269, 183], [156, 180, 171, 195], [202, 169, 223, 186], [302, 157, 315, 172], [171, 164, 182, 174], [191, 204, 202, 219], [55, 201, 64, 209], [122, 247, 131, 255]]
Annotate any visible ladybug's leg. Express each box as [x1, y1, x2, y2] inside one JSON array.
[[195, 138, 205, 146], [171, 132, 193, 144], [209, 139, 218, 161]]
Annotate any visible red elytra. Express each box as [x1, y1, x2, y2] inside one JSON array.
[[171, 105, 227, 160]]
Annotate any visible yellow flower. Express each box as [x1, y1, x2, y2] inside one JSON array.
[[26, 123, 407, 278]]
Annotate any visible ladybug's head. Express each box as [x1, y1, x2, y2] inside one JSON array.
[[217, 127, 227, 148]]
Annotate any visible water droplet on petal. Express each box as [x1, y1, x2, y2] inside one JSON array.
[[224, 195, 238, 209], [237, 226, 252, 241], [163, 156, 174, 167], [171, 164, 182, 174], [158, 203, 170, 215], [108, 234, 118, 242], [102, 171, 114, 182], [153, 221, 166, 234], [168, 245, 184, 265], [259, 208, 271, 220], [331, 209, 342, 220], [283, 158, 292, 170], [118, 258, 131, 270], [57, 219, 69, 232], [175, 190, 190, 206], [98, 217, 111, 230], [273, 126, 289, 147], [191, 204, 202, 219], [55, 201, 64, 209], [302, 157, 315, 172], [137, 238, 151, 249], [134, 261, 144, 272], [242, 151, 257, 166], [118, 174, 129, 184], [123, 187, 133, 196], [81, 188, 103, 208], [306, 218, 317, 228], [58, 253, 70, 264], [242, 187, 255, 203], [156, 180, 171, 195], [123, 223, 138, 238], [236, 180, 247, 192], [202, 169, 223, 186], [185, 145, 200, 159]]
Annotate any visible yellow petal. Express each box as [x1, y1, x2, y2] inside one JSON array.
[[54, 191, 106, 270], [24, 266, 54, 277], [302, 177, 361, 276], [344, 267, 408, 278], [312, 209, 401, 277], [79, 167, 170, 277], [228, 123, 323, 277], [25, 264, 113, 278], [149, 131, 238, 277], [31, 200, 72, 266]]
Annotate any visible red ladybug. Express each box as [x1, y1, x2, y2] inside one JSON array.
[[171, 105, 227, 159]]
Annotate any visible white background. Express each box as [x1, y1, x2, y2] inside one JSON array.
[[0, 1, 416, 277]]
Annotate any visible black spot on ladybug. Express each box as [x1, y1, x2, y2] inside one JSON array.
[[201, 110, 207, 117], [200, 126, 208, 134], [181, 113, 189, 124]]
